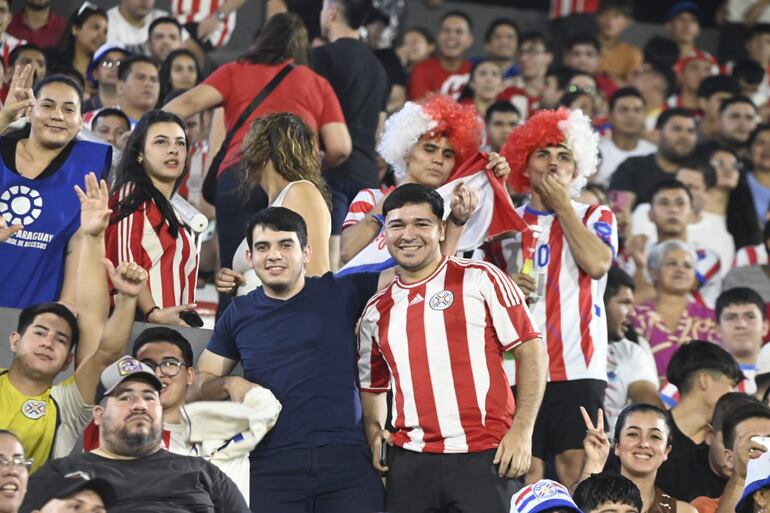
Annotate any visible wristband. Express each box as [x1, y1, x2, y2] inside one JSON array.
[[448, 212, 469, 226], [145, 306, 160, 322]]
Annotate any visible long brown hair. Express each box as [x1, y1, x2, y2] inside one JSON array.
[[239, 113, 331, 210], [240, 13, 309, 66]]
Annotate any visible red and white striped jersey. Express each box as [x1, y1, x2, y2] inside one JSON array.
[[358, 256, 541, 454], [105, 185, 199, 308], [488, 202, 618, 383], [171, 0, 236, 48], [549, 0, 599, 19], [733, 244, 768, 268], [341, 185, 396, 231]]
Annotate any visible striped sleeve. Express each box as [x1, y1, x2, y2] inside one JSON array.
[[104, 188, 150, 270], [357, 297, 391, 392], [733, 244, 767, 268], [585, 204, 618, 257], [342, 188, 378, 231], [477, 263, 541, 351]]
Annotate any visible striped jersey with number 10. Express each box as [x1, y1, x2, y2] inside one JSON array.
[[357, 256, 542, 454]]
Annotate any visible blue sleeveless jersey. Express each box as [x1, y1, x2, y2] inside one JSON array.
[[0, 138, 111, 307]]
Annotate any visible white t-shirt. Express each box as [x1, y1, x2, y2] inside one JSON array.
[[595, 137, 657, 187], [728, 0, 770, 23], [632, 204, 735, 277], [605, 338, 659, 433], [107, 7, 188, 47]]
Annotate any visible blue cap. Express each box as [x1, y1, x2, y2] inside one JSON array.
[[87, 41, 130, 83], [667, 1, 704, 22], [511, 480, 583, 513]]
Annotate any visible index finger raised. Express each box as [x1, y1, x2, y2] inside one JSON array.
[[580, 406, 595, 430]]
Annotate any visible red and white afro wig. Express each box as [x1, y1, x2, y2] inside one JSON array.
[[377, 94, 482, 182], [501, 108, 599, 197]]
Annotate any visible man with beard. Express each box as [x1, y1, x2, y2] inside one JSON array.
[[20, 356, 250, 513], [7, 0, 64, 49], [610, 108, 697, 207], [698, 96, 759, 161]]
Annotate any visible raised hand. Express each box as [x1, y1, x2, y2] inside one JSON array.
[[0, 64, 35, 125], [534, 174, 572, 213], [147, 303, 198, 326], [215, 267, 246, 295], [486, 152, 511, 179], [103, 259, 148, 298], [75, 172, 111, 237], [449, 181, 479, 224], [580, 406, 610, 467], [0, 216, 22, 242]]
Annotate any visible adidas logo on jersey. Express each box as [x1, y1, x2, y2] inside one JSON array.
[[409, 294, 424, 305]]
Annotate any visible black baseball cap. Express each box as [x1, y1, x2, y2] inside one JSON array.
[[24, 470, 117, 510]]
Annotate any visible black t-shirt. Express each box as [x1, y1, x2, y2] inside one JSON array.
[[656, 444, 727, 501], [667, 410, 706, 461], [21, 450, 250, 513], [311, 38, 388, 187], [608, 154, 674, 207], [374, 48, 406, 88], [0, 125, 78, 180]]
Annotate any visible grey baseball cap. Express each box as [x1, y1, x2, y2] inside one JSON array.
[[95, 356, 162, 403]]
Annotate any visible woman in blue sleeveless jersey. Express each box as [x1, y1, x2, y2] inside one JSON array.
[[105, 110, 200, 327]]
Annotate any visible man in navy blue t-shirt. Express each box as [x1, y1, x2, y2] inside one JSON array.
[[196, 206, 388, 513]]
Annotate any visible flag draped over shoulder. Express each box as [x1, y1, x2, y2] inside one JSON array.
[[336, 153, 529, 276]]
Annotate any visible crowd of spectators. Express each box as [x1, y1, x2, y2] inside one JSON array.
[[9, 0, 770, 512]]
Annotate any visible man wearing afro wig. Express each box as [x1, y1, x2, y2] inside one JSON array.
[[340, 94, 511, 265], [495, 108, 618, 485]]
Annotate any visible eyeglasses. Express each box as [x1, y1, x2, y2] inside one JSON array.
[[140, 359, 187, 377], [100, 59, 121, 69], [710, 158, 742, 172], [567, 84, 598, 96], [0, 457, 33, 471]]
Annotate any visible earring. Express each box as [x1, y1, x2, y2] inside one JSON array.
[[137, 156, 143, 164]]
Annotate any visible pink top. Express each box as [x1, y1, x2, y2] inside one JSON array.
[[632, 301, 719, 378]]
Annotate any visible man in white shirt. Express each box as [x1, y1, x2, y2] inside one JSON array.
[[594, 87, 657, 187], [107, 0, 173, 48], [603, 267, 662, 432]]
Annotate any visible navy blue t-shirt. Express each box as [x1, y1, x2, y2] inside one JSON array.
[[207, 272, 380, 457]]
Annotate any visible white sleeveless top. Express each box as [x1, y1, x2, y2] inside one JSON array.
[[231, 180, 328, 295]]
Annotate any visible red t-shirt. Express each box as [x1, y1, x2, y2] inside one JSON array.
[[408, 57, 472, 101], [204, 60, 346, 171], [7, 10, 66, 49]]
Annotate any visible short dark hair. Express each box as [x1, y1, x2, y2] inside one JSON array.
[[609, 86, 645, 111], [484, 17, 517, 43], [720, 95, 757, 115], [573, 473, 642, 513], [402, 26, 434, 46], [749, 23, 770, 39], [118, 54, 158, 82], [440, 10, 473, 31], [732, 59, 765, 86], [566, 33, 600, 53], [678, 158, 716, 189], [604, 267, 635, 304], [132, 327, 194, 366], [712, 392, 763, 438], [9, 42, 44, 68], [32, 73, 84, 109], [722, 400, 770, 449], [666, 340, 745, 394], [614, 403, 674, 447], [716, 287, 767, 322], [332, 0, 372, 30], [598, 0, 634, 16], [546, 65, 578, 90], [245, 206, 308, 250], [656, 107, 695, 130], [382, 183, 444, 222], [749, 123, 770, 148], [650, 179, 693, 205], [520, 31, 551, 53], [485, 101, 520, 124], [696, 75, 740, 99], [16, 303, 79, 352], [91, 107, 131, 131], [148, 16, 182, 37]]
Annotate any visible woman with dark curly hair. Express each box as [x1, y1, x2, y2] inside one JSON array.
[[105, 110, 199, 326]]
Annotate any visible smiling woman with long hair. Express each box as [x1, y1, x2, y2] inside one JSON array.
[[105, 110, 199, 327]]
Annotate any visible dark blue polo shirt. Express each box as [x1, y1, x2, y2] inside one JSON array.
[[207, 272, 380, 458]]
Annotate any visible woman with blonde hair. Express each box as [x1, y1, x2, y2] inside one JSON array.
[[215, 112, 331, 296]]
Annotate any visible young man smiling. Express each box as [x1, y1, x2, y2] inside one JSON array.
[[358, 184, 546, 513]]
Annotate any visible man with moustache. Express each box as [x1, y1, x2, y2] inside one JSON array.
[[21, 356, 249, 513], [610, 108, 698, 207]]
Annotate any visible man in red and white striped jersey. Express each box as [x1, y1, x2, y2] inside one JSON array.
[[498, 108, 617, 486], [358, 183, 546, 513]]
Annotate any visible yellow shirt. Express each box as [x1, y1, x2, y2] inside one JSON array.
[[0, 370, 91, 472]]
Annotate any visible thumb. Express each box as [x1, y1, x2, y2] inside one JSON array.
[[101, 258, 116, 276]]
